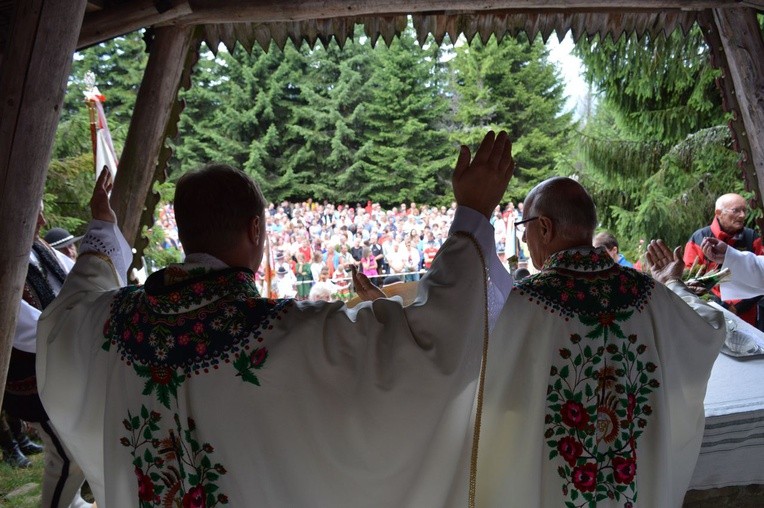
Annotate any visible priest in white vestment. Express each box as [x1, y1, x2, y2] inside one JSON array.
[[476, 177, 727, 507], [37, 131, 515, 507]]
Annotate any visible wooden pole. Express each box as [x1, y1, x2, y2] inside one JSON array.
[[712, 7, 764, 211], [110, 26, 196, 246], [0, 0, 88, 407]]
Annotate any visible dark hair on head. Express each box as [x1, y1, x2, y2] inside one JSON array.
[[525, 177, 597, 242], [593, 231, 618, 250], [174, 164, 266, 254]]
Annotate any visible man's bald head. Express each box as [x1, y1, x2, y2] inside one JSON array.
[[714, 193, 747, 235], [524, 177, 597, 244]]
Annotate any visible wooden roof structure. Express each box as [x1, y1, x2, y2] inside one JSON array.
[[1, 1, 763, 406]]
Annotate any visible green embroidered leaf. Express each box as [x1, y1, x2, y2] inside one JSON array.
[[240, 369, 261, 386], [142, 380, 155, 397], [573, 355, 582, 366], [233, 354, 249, 373], [591, 356, 601, 365], [554, 379, 563, 390], [189, 474, 199, 485], [616, 409, 627, 418], [548, 393, 559, 402], [615, 310, 634, 321], [141, 406, 149, 419], [585, 384, 593, 398], [143, 449, 153, 464], [143, 427, 152, 440], [555, 427, 566, 436], [150, 472, 161, 481], [207, 493, 217, 506], [549, 450, 558, 459], [611, 354, 623, 362], [586, 325, 603, 339], [565, 502, 576, 508], [157, 385, 171, 409], [101, 340, 111, 352], [133, 457, 143, 468], [627, 351, 636, 362], [636, 360, 644, 371], [135, 364, 152, 378], [546, 440, 557, 447], [131, 416, 140, 429], [610, 323, 625, 338], [562, 389, 574, 400], [580, 314, 598, 326], [571, 489, 579, 500], [206, 483, 219, 493], [560, 365, 570, 379], [583, 345, 592, 357], [201, 455, 211, 468], [207, 472, 219, 482]]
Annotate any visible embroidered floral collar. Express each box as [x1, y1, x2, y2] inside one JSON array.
[[143, 263, 260, 315], [543, 246, 614, 273]]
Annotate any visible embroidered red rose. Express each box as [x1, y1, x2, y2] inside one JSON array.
[[612, 456, 636, 484], [192, 282, 205, 295], [557, 436, 583, 466], [196, 342, 207, 355], [182, 485, 206, 508], [150, 365, 173, 385], [132, 312, 140, 324], [250, 347, 268, 368], [561, 400, 589, 429], [178, 334, 191, 346], [170, 292, 181, 303], [135, 331, 144, 343], [571, 462, 597, 492], [194, 322, 205, 334], [599, 313, 615, 326], [134, 466, 155, 502]]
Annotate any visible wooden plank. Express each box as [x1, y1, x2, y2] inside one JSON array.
[[74, 0, 752, 49], [713, 7, 764, 216], [181, 0, 744, 23], [78, 0, 191, 49], [109, 26, 196, 246], [0, 0, 88, 406]]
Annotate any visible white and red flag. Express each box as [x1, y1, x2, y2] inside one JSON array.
[[85, 85, 118, 180]]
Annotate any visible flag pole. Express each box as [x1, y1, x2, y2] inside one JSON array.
[[84, 71, 98, 171]]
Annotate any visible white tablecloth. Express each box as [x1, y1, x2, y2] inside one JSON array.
[[689, 304, 764, 490]]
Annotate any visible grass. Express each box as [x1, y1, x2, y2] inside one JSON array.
[[0, 454, 43, 507]]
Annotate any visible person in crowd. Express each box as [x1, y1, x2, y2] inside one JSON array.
[[593, 230, 633, 268], [43, 227, 81, 261], [360, 246, 378, 279], [37, 131, 513, 506], [294, 251, 313, 300], [476, 177, 725, 507], [684, 193, 764, 325], [4, 205, 91, 507]]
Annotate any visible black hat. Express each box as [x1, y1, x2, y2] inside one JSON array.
[[44, 227, 82, 249], [277, 266, 287, 275]]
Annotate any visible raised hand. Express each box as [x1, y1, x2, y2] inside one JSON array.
[[645, 240, 684, 285], [701, 237, 727, 264], [351, 266, 385, 302], [90, 166, 117, 223], [452, 130, 514, 218]]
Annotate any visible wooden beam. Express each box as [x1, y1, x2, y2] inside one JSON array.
[[78, 0, 191, 49], [0, 0, 88, 407], [110, 26, 196, 246], [77, 0, 754, 49], [713, 7, 764, 210]]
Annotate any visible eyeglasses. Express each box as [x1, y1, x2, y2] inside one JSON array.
[[514, 216, 539, 228], [722, 207, 747, 215]]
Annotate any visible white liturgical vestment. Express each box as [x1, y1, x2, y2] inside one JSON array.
[[37, 207, 510, 507], [719, 245, 764, 300], [476, 247, 726, 507]]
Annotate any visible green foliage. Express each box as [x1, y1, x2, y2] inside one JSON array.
[[450, 34, 573, 200], [573, 28, 740, 260], [43, 153, 96, 235]]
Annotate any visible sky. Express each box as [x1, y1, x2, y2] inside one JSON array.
[[546, 34, 590, 119]]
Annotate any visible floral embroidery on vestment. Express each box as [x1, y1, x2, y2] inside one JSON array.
[[103, 264, 291, 505], [518, 248, 658, 507]]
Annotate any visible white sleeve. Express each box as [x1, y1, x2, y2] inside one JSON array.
[[13, 300, 42, 353], [720, 246, 764, 300], [79, 219, 133, 285], [449, 206, 513, 331]]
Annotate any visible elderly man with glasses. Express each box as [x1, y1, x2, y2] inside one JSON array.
[[683, 193, 764, 325]]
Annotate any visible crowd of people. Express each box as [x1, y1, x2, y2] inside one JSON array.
[[155, 197, 532, 300]]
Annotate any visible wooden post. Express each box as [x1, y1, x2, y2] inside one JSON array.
[[712, 7, 764, 206], [0, 0, 88, 407], [110, 26, 196, 246]]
